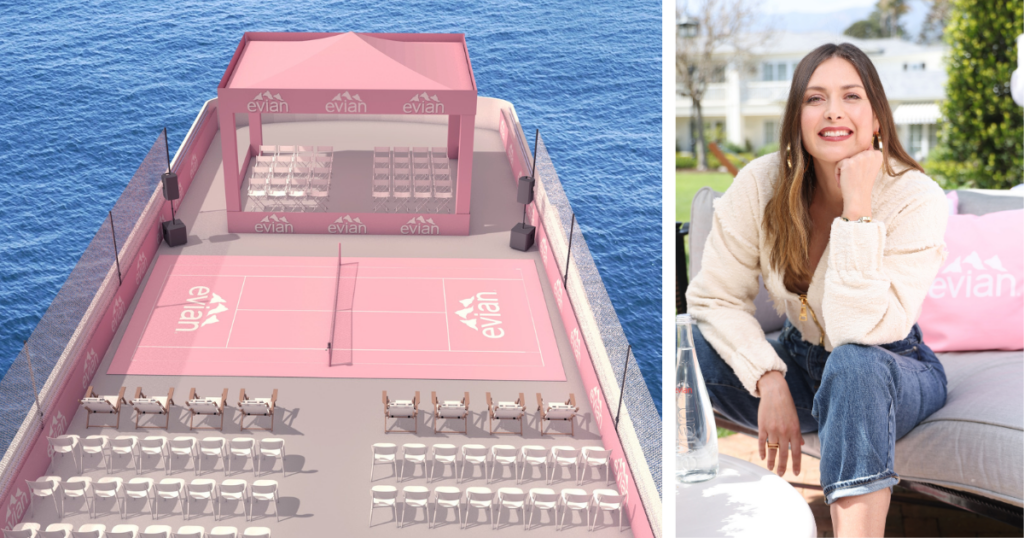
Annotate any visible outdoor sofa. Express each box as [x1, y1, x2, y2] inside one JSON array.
[[678, 187, 1024, 527]]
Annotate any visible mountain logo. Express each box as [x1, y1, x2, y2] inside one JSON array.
[[135, 251, 149, 286], [553, 277, 565, 309], [400, 216, 440, 235], [614, 457, 629, 495], [328, 215, 367, 234], [540, 238, 549, 263], [176, 286, 228, 333], [5, 487, 28, 531], [325, 91, 367, 113], [454, 292, 505, 339], [589, 386, 603, 426], [929, 251, 1019, 299], [111, 296, 126, 334], [403, 92, 444, 114], [247, 91, 289, 113], [82, 348, 99, 389], [47, 411, 68, 457], [570, 327, 582, 365], [190, 154, 199, 180], [255, 214, 293, 234]]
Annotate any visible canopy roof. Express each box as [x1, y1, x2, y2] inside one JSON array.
[[224, 32, 476, 92]]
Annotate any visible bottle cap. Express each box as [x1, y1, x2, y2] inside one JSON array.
[[676, 313, 693, 325]]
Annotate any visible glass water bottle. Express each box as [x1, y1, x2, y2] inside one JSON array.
[[676, 314, 719, 483]]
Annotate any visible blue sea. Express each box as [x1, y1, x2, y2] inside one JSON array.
[[0, 1, 663, 412]]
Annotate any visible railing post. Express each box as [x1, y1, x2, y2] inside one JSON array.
[[23, 342, 44, 426], [564, 213, 575, 286], [109, 211, 121, 285], [615, 344, 631, 429]]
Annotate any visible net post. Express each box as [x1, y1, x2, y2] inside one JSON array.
[[110, 211, 122, 285], [328, 243, 342, 367], [563, 213, 575, 286], [23, 342, 45, 427], [615, 344, 631, 430]]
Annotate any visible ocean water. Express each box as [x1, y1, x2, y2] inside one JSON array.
[[0, 1, 663, 412]]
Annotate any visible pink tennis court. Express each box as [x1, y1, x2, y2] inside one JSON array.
[[108, 255, 566, 381]]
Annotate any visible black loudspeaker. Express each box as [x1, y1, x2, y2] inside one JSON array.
[[162, 219, 187, 247], [517, 176, 535, 204], [162, 172, 180, 201], [510, 223, 536, 252]]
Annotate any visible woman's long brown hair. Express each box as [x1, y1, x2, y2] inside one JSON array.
[[764, 43, 924, 293]]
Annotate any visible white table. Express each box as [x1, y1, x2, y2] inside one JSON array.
[[677, 454, 817, 538]]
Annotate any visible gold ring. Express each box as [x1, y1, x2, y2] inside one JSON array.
[[766, 442, 779, 449]]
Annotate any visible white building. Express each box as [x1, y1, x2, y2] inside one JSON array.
[[676, 32, 948, 161]]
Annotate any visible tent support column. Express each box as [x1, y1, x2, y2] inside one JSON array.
[[220, 108, 242, 212], [249, 112, 263, 153], [447, 116, 461, 159], [454, 114, 474, 214]]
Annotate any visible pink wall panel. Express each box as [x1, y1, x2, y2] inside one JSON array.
[[226, 211, 469, 236]]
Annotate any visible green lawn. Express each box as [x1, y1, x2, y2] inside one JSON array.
[[676, 171, 734, 224]]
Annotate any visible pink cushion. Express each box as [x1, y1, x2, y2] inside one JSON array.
[[919, 209, 1023, 352], [946, 190, 959, 215]]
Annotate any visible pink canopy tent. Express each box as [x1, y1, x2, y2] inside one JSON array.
[[216, 32, 478, 217]]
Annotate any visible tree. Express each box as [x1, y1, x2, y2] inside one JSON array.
[[917, 0, 952, 44], [844, 0, 910, 39], [925, 0, 1022, 189], [676, 0, 770, 170]]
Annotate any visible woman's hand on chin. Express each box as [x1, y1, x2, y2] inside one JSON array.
[[835, 147, 883, 220]]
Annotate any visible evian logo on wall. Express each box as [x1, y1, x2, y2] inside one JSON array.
[[403, 92, 444, 114], [401, 216, 440, 235], [589, 386, 604, 427], [135, 251, 149, 286], [540, 238, 549, 263], [325, 91, 367, 113], [570, 327, 582, 365], [455, 292, 505, 339], [614, 457, 629, 496], [190, 154, 199, 180], [82, 348, 99, 389], [176, 287, 228, 332], [553, 277, 565, 308], [929, 251, 1020, 299], [46, 411, 68, 457], [5, 487, 28, 531], [247, 91, 289, 113], [111, 296, 126, 334], [328, 215, 367, 234], [255, 214, 293, 234]]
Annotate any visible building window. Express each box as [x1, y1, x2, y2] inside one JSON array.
[[903, 62, 926, 71], [777, 62, 787, 81], [763, 62, 774, 81], [764, 121, 777, 147], [909, 124, 923, 157], [927, 124, 938, 155]]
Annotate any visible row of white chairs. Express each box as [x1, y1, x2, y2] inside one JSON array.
[[248, 163, 330, 212], [369, 485, 625, 531], [371, 443, 611, 486], [24, 476, 279, 523], [257, 145, 332, 157], [372, 147, 452, 213], [4, 522, 270, 538]]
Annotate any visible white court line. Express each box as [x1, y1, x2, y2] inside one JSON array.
[[224, 276, 247, 348], [133, 359, 545, 368], [238, 309, 446, 314], [131, 260, 174, 357], [517, 268, 545, 367], [441, 279, 451, 351], [167, 274, 521, 281], [137, 345, 529, 353]]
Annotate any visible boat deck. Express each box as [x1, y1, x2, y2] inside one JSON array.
[[28, 119, 635, 536]]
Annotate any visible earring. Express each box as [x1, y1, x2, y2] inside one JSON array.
[[785, 144, 792, 168], [873, 132, 884, 151]]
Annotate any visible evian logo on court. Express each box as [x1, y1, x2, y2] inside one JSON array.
[[255, 214, 293, 234], [401, 216, 440, 235], [325, 91, 367, 113], [589, 386, 603, 426], [929, 251, 1020, 299], [328, 215, 367, 234], [455, 292, 505, 339], [82, 348, 99, 389], [5, 487, 28, 531], [176, 287, 228, 332], [247, 91, 289, 113], [403, 92, 444, 114], [111, 296, 126, 333]]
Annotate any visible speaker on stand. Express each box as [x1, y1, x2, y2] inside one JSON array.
[[510, 175, 536, 252], [160, 128, 187, 247]]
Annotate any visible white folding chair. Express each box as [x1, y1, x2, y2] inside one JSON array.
[[277, 146, 295, 155], [369, 485, 398, 527], [258, 146, 276, 156], [399, 486, 429, 528], [207, 528, 236, 538], [392, 147, 412, 212], [38, 523, 74, 538], [308, 175, 330, 212], [578, 446, 612, 485], [185, 479, 217, 520], [547, 446, 578, 485], [519, 446, 547, 485], [494, 487, 526, 530], [125, 478, 155, 520], [131, 388, 175, 429], [526, 488, 557, 531], [315, 146, 332, 154], [81, 435, 110, 473], [169, 437, 198, 475], [154, 479, 185, 520], [266, 169, 290, 212], [240, 529, 269, 538], [537, 393, 580, 436], [227, 438, 255, 476], [382, 391, 419, 434], [246, 169, 269, 211], [106, 524, 140, 538], [71, 525, 106, 538], [399, 444, 427, 482], [296, 145, 315, 154], [372, 147, 392, 212], [557, 488, 590, 531], [238, 390, 277, 432], [370, 443, 397, 481], [487, 393, 525, 435], [139, 525, 173, 538], [62, 477, 92, 518], [589, 489, 625, 531], [428, 444, 457, 482], [81, 386, 128, 428], [461, 487, 493, 530], [256, 438, 285, 476], [171, 526, 204, 538], [459, 445, 487, 483], [430, 486, 461, 529], [93, 477, 124, 519], [249, 481, 279, 523], [140, 437, 169, 475], [198, 438, 226, 475], [489, 445, 518, 484], [286, 167, 310, 210], [3, 523, 40, 538], [412, 147, 433, 211], [430, 147, 452, 213], [27, 476, 61, 519], [432, 391, 469, 434], [48, 435, 81, 474], [111, 436, 140, 475], [217, 480, 248, 522], [186, 389, 227, 431]]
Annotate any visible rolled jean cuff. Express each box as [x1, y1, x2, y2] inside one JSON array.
[[824, 471, 900, 505]]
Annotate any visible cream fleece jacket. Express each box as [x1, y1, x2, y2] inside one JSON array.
[[685, 152, 949, 398]]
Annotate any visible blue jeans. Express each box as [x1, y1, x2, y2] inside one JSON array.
[[694, 319, 948, 504]]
